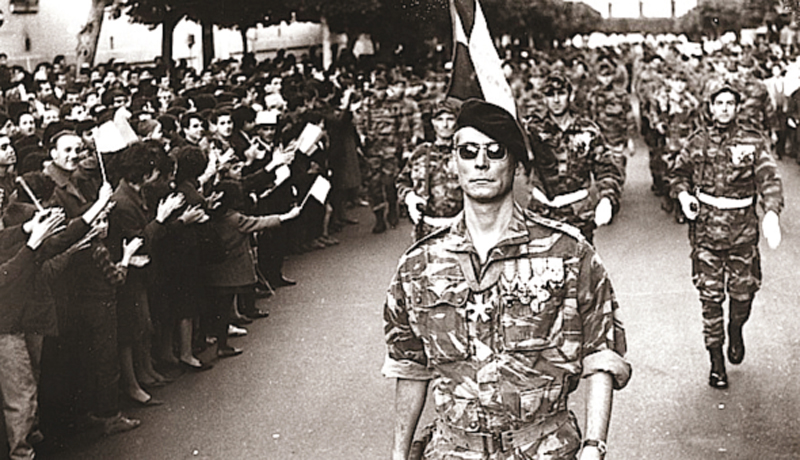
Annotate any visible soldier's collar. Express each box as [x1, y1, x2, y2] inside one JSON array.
[[443, 203, 531, 254]]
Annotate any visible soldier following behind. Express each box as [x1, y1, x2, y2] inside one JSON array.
[[396, 99, 462, 241], [384, 99, 631, 460], [525, 71, 625, 243], [670, 79, 783, 389]]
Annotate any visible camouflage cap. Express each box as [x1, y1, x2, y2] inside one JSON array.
[[705, 78, 741, 103], [542, 70, 573, 94], [431, 98, 459, 118]]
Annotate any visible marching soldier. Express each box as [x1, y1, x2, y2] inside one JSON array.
[[653, 68, 702, 222], [359, 75, 423, 234], [396, 99, 462, 241], [587, 56, 637, 156], [526, 71, 625, 243], [671, 79, 783, 389]]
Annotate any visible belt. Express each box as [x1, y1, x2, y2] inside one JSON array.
[[696, 191, 754, 210], [532, 187, 589, 208], [437, 411, 570, 454]]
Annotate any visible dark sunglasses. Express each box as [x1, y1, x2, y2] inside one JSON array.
[[456, 143, 507, 161]]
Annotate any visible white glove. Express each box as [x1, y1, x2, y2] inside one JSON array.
[[788, 118, 797, 129], [594, 197, 613, 227], [678, 191, 699, 221], [762, 210, 781, 249], [405, 192, 427, 224]]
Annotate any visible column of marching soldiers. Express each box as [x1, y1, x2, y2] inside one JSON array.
[[0, 35, 794, 458]]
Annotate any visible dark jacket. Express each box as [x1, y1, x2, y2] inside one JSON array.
[[204, 210, 281, 287], [0, 216, 90, 335]]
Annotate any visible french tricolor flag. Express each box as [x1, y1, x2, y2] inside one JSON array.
[[447, 0, 517, 118]]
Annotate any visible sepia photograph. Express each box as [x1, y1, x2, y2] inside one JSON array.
[[0, 0, 796, 458]]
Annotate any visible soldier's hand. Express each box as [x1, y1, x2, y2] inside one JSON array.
[[678, 191, 699, 221], [578, 445, 604, 460], [762, 210, 781, 250], [405, 193, 427, 224], [594, 197, 613, 227]]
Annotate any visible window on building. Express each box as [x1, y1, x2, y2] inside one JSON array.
[[10, 0, 39, 14]]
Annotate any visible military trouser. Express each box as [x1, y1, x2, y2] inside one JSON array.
[[648, 143, 669, 196], [364, 150, 399, 212], [692, 245, 761, 348]]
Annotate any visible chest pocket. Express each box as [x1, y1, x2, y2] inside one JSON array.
[[498, 257, 567, 351], [410, 276, 470, 364], [727, 144, 756, 184]]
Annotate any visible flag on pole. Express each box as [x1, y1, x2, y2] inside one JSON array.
[[447, 0, 517, 118], [301, 176, 331, 208]]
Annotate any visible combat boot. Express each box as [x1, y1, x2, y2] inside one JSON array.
[[387, 201, 399, 228], [728, 321, 745, 365], [372, 209, 387, 234], [708, 346, 728, 389]]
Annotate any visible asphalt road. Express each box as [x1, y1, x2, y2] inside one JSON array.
[[44, 144, 800, 459]]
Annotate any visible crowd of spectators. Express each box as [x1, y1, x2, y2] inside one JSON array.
[[0, 47, 444, 459], [0, 25, 798, 458]]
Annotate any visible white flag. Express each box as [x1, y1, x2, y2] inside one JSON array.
[[304, 176, 331, 206]]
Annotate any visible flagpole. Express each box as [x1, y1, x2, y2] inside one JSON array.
[[96, 151, 108, 183], [15, 176, 45, 212]]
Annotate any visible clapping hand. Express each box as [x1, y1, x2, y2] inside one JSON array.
[[66, 225, 103, 255], [219, 148, 237, 166], [205, 191, 224, 210], [178, 205, 208, 225], [121, 237, 144, 266], [156, 193, 185, 223], [27, 209, 66, 249]]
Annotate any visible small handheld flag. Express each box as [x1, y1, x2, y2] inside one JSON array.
[[300, 176, 331, 208]]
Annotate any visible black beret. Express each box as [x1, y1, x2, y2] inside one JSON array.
[[456, 99, 528, 170]]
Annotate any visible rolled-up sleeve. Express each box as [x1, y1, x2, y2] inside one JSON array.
[[577, 244, 632, 390], [382, 259, 434, 381]]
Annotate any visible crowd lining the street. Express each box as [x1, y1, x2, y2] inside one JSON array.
[[0, 23, 796, 459]]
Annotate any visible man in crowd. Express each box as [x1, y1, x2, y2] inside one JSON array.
[[671, 79, 783, 389], [396, 99, 462, 241], [384, 99, 631, 460], [526, 71, 625, 243]]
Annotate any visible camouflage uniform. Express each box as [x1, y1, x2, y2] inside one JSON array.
[[359, 88, 423, 230], [396, 141, 462, 241], [525, 112, 625, 243], [652, 77, 702, 220], [636, 68, 669, 196], [671, 122, 783, 349], [587, 80, 636, 151], [736, 72, 775, 136], [382, 205, 631, 460]]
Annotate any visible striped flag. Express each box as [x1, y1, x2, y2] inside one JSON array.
[[447, 0, 517, 117]]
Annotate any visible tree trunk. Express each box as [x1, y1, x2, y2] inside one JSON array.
[[162, 13, 179, 77], [240, 27, 248, 54], [76, 0, 108, 75], [201, 18, 215, 69], [321, 16, 333, 71]]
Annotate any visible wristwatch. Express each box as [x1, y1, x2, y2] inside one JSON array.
[[581, 439, 607, 457]]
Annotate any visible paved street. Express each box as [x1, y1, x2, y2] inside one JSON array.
[[45, 144, 800, 459]]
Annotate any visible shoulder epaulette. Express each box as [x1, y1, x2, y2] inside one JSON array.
[[523, 209, 586, 243], [403, 223, 453, 255]]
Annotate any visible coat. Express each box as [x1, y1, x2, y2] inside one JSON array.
[[204, 210, 281, 287]]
